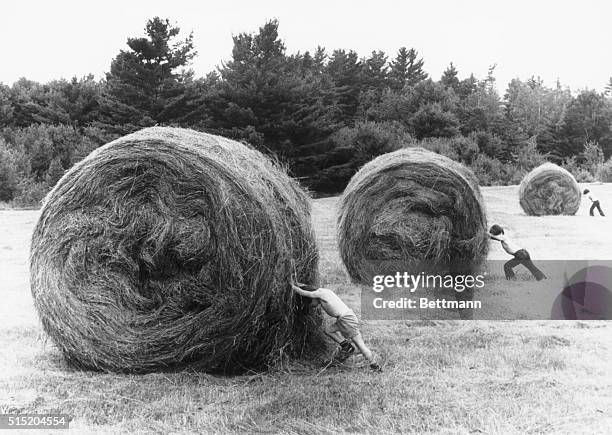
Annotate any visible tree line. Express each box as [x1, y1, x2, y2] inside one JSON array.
[[2, 17, 612, 205]]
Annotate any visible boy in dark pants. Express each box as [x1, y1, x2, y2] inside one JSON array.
[[584, 189, 605, 216], [489, 225, 546, 281]]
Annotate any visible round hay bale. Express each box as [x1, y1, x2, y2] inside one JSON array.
[[519, 163, 581, 216], [338, 147, 488, 283], [30, 127, 324, 374]]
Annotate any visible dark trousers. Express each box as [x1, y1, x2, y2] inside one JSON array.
[[590, 200, 605, 216], [504, 249, 546, 281]]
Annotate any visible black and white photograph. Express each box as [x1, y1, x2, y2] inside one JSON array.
[[1, 1, 612, 433]]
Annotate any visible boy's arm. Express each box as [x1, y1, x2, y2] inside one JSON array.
[[291, 283, 319, 298], [489, 234, 500, 241]]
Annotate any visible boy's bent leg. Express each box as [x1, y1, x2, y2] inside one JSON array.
[[597, 202, 605, 216], [324, 327, 344, 344], [352, 333, 382, 372], [326, 322, 355, 362], [504, 258, 519, 279], [522, 259, 546, 280], [351, 333, 374, 363], [518, 250, 546, 281]]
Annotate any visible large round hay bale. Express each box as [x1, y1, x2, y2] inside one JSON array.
[[338, 147, 488, 283], [519, 163, 581, 216], [30, 127, 324, 374]]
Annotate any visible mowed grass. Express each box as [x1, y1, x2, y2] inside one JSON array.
[[1, 185, 612, 434]]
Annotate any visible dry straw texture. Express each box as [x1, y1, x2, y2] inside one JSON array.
[[30, 127, 324, 374], [338, 147, 488, 283], [519, 163, 581, 216]]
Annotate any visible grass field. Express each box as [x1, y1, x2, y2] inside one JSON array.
[[1, 185, 611, 434]]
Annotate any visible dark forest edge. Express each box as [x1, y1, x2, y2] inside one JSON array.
[[1, 17, 612, 207]]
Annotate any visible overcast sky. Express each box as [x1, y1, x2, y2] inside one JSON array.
[[2, 0, 611, 93]]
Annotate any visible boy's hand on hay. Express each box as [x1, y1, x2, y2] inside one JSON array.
[[291, 282, 310, 293], [291, 282, 320, 299]]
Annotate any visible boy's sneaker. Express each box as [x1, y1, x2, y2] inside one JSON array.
[[335, 341, 355, 363], [340, 340, 355, 353], [369, 362, 383, 373]]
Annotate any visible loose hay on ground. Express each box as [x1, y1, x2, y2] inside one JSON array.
[[519, 163, 581, 216], [30, 127, 325, 374], [337, 147, 488, 284]]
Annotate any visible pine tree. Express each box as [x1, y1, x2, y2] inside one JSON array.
[[215, 20, 340, 157], [97, 17, 197, 131], [388, 47, 427, 90], [361, 51, 388, 89], [312, 46, 327, 73], [326, 49, 363, 124], [440, 62, 460, 91]]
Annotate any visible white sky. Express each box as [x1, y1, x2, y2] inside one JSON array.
[[2, 0, 611, 93]]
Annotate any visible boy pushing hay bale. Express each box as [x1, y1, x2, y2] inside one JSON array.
[[583, 188, 605, 216], [291, 282, 382, 372], [488, 224, 547, 281], [30, 127, 325, 374]]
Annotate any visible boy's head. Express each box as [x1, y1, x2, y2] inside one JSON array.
[[489, 224, 504, 236], [583, 189, 590, 195]]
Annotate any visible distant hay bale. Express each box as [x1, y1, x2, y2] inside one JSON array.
[[519, 163, 581, 216], [338, 147, 488, 283], [30, 127, 324, 374]]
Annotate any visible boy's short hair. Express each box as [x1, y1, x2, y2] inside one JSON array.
[[489, 224, 504, 235], [583, 189, 590, 194]]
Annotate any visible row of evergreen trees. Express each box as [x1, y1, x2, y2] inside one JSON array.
[[1, 18, 612, 203]]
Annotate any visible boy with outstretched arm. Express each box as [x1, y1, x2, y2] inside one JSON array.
[[291, 283, 382, 372], [489, 224, 547, 281], [583, 188, 605, 216]]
